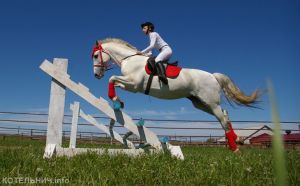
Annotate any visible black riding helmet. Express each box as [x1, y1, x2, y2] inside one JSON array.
[[141, 22, 155, 31]]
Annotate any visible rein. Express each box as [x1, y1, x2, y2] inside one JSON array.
[[121, 54, 139, 61]]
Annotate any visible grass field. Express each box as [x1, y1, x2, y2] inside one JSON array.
[[0, 137, 299, 185]]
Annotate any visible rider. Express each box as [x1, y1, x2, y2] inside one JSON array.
[[137, 22, 172, 85]]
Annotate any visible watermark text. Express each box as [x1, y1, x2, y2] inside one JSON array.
[[2, 177, 69, 184]]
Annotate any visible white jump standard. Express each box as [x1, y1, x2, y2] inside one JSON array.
[[40, 58, 184, 160]]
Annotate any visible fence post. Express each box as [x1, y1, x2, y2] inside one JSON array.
[[69, 102, 80, 148], [45, 58, 68, 147]]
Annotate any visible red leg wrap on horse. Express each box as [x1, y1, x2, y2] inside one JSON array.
[[108, 82, 116, 99], [228, 122, 237, 140], [226, 131, 238, 151]]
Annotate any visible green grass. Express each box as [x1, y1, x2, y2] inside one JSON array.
[[0, 137, 299, 185]]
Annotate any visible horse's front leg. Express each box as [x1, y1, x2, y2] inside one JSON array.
[[108, 75, 137, 108]]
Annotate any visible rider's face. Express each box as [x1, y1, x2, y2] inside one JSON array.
[[142, 26, 149, 34]]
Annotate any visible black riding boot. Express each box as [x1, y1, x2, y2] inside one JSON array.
[[156, 62, 168, 85]]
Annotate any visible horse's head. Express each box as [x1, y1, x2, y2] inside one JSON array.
[[92, 41, 111, 79], [92, 38, 141, 79]]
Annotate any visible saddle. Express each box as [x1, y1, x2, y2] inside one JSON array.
[[145, 57, 182, 78], [144, 57, 182, 95]]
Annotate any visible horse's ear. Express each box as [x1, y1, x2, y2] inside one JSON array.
[[95, 40, 99, 46]]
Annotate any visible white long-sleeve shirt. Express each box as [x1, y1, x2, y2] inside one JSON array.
[[141, 32, 169, 55]]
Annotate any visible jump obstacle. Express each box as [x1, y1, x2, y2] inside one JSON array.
[[40, 58, 184, 160]]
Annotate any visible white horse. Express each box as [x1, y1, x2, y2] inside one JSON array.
[[92, 38, 260, 152]]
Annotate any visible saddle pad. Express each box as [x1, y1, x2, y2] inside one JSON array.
[[145, 64, 182, 78]]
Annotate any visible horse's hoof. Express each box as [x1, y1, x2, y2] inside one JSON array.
[[112, 96, 124, 109], [113, 100, 122, 110]]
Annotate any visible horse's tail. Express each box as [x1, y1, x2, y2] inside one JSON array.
[[213, 73, 260, 107]]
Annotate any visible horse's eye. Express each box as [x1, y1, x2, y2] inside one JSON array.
[[94, 54, 98, 59]]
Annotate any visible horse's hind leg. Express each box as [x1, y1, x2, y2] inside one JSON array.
[[211, 105, 239, 152], [188, 96, 239, 152]]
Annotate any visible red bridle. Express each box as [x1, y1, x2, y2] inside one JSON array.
[[92, 43, 110, 69]]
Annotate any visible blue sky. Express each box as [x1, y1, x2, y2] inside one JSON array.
[[0, 0, 299, 129]]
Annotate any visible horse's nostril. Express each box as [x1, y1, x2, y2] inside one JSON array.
[[94, 54, 98, 59]]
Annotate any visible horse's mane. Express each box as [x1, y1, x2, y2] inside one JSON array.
[[99, 38, 138, 51]]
